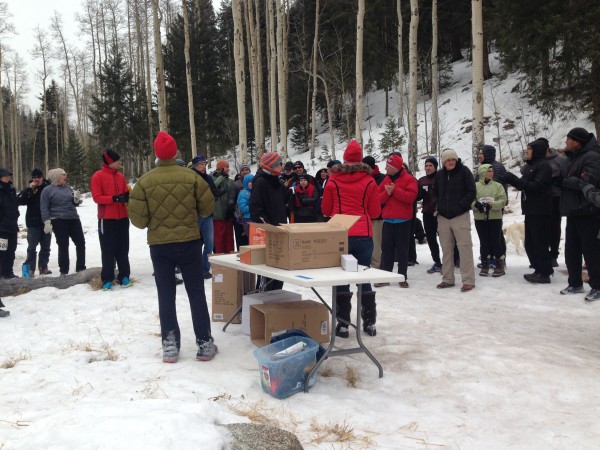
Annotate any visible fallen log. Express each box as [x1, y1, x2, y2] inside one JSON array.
[[0, 267, 102, 297]]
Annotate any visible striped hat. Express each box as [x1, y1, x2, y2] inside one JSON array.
[[260, 152, 282, 176]]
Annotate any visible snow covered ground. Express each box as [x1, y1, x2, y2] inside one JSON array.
[[2, 56, 600, 449]]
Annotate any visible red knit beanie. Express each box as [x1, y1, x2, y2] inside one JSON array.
[[216, 160, 229, 171], [344, 140, 363, 163], [386, 154, 403, 170], [154, 131, 177, 160]]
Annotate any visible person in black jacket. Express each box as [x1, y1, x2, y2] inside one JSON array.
[[504, 138, 554, 283], [433, 149, 476, 292], [559, 127, 600, 300], [250, 151, 287, 291], [0, 168, 19, 279], [17, 168, 52, 277]]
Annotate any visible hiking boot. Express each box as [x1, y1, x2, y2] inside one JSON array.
[[335, 292, 353, 338], [407, 261, 418, 266], [461, 284, 475, 292], [39, 267, 52, 275], [560, 285, 584, 295], [0, 309, 10, 318], [335, 324, 349, 338], [399, 281, 409, 288], [585, 289, 600, 302], [361, 291, 377, 336], [101, 281, 112, 291], [492, 258, 505, 277], [203, 272, 212, 280], [196, 338, 218, 361], [374, 282, 389, 287], [436, 282, 455, 289], [479, 261, 489, 277], [552, 259, 559, 268], [120, 277, 132, 288], [1, 273, 19, 279], [523, 273, 551, 284], [162, 331, 179, 363], [364, 325, 377, 336], [427, 263, 442, 274], [175, 275, 184, 285]]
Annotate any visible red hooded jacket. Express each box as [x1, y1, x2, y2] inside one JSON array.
[[379, 169, 418, 220], [90, 165, 130, 220], [321, 162, 381, 237]]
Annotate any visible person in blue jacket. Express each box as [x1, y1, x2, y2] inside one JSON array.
[[236, 173, 254, 244]]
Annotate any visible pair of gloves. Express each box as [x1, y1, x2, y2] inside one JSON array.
[[112, 192, 129, 204], [474, 201, 490, 213]]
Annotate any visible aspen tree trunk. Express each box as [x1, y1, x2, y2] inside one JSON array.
[[318, 74, 335, 160], [355, 0, 364, 145], [84, 1, 99, 97], [245, 0, 260, 159], [0, 46, 6, 166], [232, 0, 248, 163], [431, 0, 439, 156], [151, 0, 168, 131], [144, 0, 154, 168], [408, 0, 419, 169], [254, 0, 265, 156], [471, 0, 484, 165], [182, 0, 197, 156], [397, 0, 404, 127], [275, 0, 287, 159], [266, 0, 278, 151], [309, 0, 320, 159]]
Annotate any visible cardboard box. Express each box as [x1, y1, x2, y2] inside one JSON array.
[[211, 263, 255, 323], [239, 245, 266, 265], [250, 300, 330, 346], [341, 254, 358, 272], [242, 289, 302, 335], [257, 214, 360, 270], [248, 223, 266, 245]]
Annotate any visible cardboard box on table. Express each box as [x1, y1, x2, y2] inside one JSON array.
[[211, 261, 255, 323], [242, 289, 302, 335], [250, 299, 330, 346], [239, 245, 266, 265], [255, 214, 360, 270]]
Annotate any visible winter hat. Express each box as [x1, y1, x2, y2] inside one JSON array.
[[362, 155, 376, 169], [154, 131, 177, 160], [216, 160, 229, 171], [260, 151, 283, 176], [240, 164, 251, 173], [102, 148, 120, 165], [479, 145, 496, 162], [327, 159, 341, 168], [31, 168, 44, 178], [386, 154, 403, 170], [47, 168, 66, 185], [0, 168, 12, 178], [284, 161, 294, 171], [567, 127, 592, 146], [294, 161, 305, 169], [527, 138, 550, 159], [191, 155, 207, 168], [441, 149, 459, 165], [424, 156, 438, 169], [343, 140, 363, 163]]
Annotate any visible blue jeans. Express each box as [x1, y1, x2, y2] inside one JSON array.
[[150, 239, 211, 345], [25, 226, 52, 270], [336, 236, 373, 294], [198, 215, 214, 274]]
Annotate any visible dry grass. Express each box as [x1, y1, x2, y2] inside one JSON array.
[[139, 379, 168, 399], [0, 350, 31, 369], [345, 364, 360, 388], [319, 363, 335, 377], [309, 418, 375, 448]]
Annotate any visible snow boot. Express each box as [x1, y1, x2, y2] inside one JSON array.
[[479, 259, 489, 277], [335, 292, 353, 338], [162, 330, 179, 363], [196, 337, 218, 361], [492, 257, 505, 277], [361, 291, 377, 337]]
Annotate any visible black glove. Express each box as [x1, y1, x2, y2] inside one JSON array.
[[113, 193, 128, 203], [474, 201, 486, 213], [562, 177, 585, 191], [220, 168, 226, 176]]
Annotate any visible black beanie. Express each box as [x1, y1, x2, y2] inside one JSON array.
[[362, 155, 376, 169], [567, 127, 592, 146], [102, 148, 121, 165], [425, 156, 439, 169], [528, 138, 550, 159], [31, 168, 44, 178]]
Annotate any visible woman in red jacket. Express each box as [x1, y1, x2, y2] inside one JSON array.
[[376, 154, 418, 288], [90, 149, 132, 290], [321, 141, 381, 337]]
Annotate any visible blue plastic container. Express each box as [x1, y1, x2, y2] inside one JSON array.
[[22, 263, 30, 279], [253, 336, 319, 399]]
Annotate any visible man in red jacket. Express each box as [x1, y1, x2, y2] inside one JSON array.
[[375, 154, 418, 288], [90, 148, 132, 290], [322, 141, 381, 337]]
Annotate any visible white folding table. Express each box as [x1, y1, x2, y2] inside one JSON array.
[[209, 253, 404, 392]]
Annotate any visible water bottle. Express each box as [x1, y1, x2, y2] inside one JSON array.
[[22, 263, 30, 279]]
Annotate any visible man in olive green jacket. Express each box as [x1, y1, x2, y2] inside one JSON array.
[[129, 131, 216, 363]]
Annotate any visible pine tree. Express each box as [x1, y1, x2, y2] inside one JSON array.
[[62, 129, 87, 191], [379, 117, 405, 157]]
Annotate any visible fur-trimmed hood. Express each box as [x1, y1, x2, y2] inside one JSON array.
[[329, 161, 371, 175]]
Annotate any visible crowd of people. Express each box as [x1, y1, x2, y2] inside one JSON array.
[[1, 126, 599, 361]]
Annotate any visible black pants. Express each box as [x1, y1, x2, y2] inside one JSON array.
[[524, 215, 553, 277], [0, 232, 17, 277], [423, 213, 441, 264], [549, 196, 562, 260], [150, 239, 211, 345], [475, 219, 503, 261], [52, 219, 86, 274], [25, 226, 52, 271], [98, 218, 130, 283], [233, 221, 247, 250], [565, 215, 600, 289], [381, 221, 412, 278]]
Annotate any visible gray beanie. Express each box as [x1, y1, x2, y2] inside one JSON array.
[[441, 149, 459, 165]]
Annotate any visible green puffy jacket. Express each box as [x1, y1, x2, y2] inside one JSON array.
[[129, 159, 215, 245], [472, 164, 507, 221], [212, 171, 234, 220]]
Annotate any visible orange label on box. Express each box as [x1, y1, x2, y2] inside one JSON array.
[[249, 223, 266, 245]]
